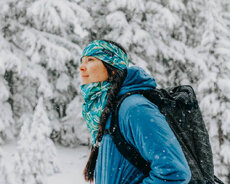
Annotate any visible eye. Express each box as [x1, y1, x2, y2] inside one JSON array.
[[88, 58, 94, 62]]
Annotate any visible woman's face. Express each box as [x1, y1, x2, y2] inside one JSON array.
[[79, 56, 109, 84]]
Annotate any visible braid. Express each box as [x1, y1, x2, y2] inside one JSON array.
[[83, 40, 128, 182], [97, 63, 127, 142]]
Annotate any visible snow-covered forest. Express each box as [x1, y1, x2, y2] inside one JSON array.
[[0, 0, 230, 183]]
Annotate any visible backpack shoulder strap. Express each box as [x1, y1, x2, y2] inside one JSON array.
[[108, 90, 151, 176]]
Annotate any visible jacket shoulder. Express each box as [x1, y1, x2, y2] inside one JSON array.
[[117, 93, 165, 133], [118, 93, 159, 116], [119, 93, 150, 107]]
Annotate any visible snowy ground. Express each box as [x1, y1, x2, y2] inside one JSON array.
[[2, 141, 92, 184]]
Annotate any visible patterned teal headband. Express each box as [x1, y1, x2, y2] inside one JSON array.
[[80, 40, 129, 70]]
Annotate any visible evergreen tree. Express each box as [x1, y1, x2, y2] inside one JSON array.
[[0, 148, 16, 184], [0, 0, 91, 145], [0, 74, 16, 144], [197, 0, 230, 182], [14, 97, 60, 184], [60, 95, 90, 147], [0, 28, 18, 143]]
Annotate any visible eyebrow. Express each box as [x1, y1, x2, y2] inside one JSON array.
[[81, 56, 94, 63]]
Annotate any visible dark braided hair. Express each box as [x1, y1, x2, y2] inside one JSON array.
[[83, 40, 128, 182]]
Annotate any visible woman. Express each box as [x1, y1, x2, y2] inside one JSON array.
[[79, 40, 191, 184]]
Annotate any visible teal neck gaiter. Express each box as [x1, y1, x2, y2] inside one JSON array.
[[80, 81, 111, 146]]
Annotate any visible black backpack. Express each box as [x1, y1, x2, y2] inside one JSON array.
[[104, 85, 224, 184]]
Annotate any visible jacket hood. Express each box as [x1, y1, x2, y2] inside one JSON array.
[[118, 66, 157, 97]]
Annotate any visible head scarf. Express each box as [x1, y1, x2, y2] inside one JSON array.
[[80, 40, 129, 70], [81, 81, 111, 145]]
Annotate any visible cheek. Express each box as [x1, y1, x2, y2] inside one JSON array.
[[91, 64, 108, 80]]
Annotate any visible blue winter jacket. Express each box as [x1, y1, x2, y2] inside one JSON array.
[[95, 66, 191, 184]]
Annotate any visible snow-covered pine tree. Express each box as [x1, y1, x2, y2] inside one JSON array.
[[140, 0, 210, 87], [0, 17, 18, 144], [60, 95, 90, 147], [0, 0, 91, 146], [198, 0, 230, 182], [14, 97, 60, 184], [0, 74, 16, 144], [0, 148, 16, 184]]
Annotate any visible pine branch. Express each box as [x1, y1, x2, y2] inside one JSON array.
[[10, 20, 82, 55]]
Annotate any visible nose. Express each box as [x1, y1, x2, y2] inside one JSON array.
[[79, 61, 86, 71]]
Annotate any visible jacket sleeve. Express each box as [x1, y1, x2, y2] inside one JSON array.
[[119, 95, 191, 184]]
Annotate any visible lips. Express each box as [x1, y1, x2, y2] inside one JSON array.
[[81, 75, 89, 77]]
